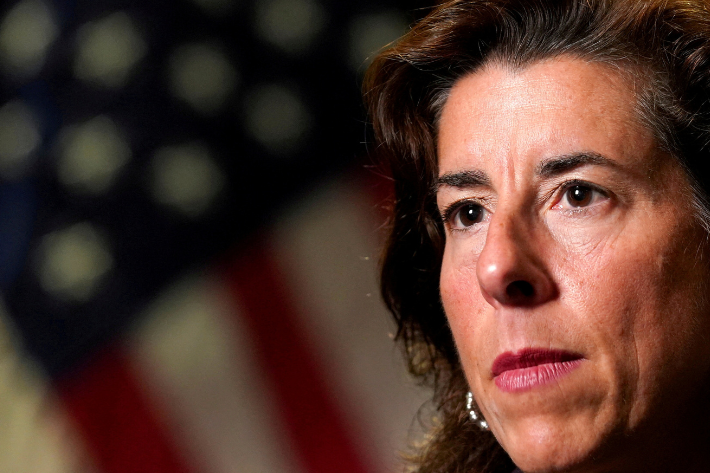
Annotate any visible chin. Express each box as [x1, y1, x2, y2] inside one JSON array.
[[496, 415, 617, 473]]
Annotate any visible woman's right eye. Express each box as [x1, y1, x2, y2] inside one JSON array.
[[448, 202, 485, 230]]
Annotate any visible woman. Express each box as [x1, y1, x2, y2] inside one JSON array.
[[364, 0, 710, 472]]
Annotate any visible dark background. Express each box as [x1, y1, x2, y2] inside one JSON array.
[[0, 0, 433, 379]]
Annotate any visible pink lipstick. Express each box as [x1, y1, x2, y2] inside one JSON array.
[[492, 348, 584, 393]]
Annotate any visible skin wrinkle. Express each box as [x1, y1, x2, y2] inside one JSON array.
[[436, 56, 710, 472]]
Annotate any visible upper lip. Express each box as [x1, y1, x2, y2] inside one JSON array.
[[491, 348, 584, 377]]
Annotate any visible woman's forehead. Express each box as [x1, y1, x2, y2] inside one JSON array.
[[436, 56, 653, 178]]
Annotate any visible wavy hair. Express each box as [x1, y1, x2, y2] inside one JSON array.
[[363, 1, 710, 471]]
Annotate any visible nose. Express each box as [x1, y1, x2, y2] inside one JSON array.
[[476, 212, 557, 308]]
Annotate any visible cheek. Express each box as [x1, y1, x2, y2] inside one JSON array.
[[440, 243, 481, 314], [439, 245, 489, 358], [441, 250, 476, 301], [566, 224, 692, 336], [440, 234, 487, 294], [557, 230, 667, 374], [553, 220, 666, 332], [563, 220, 710, 415]]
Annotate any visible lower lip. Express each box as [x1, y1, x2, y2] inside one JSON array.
[[494, 359, 584, 393]]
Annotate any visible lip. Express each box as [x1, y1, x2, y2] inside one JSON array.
[[492, 348, 584, 393]]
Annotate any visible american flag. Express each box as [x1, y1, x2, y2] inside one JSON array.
[[0, 0, 432, 471]]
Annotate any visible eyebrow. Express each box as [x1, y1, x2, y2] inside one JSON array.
[[434, 169, 490, 192], [434, 151, 617, 194], [536, 152, 617, 177]]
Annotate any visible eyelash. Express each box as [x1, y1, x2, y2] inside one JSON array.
[[440, 179, 609, 232], [441, 199, 487, 233], [555, 179, 609, 210]]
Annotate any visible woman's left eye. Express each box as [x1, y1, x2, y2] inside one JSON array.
[[558, 183, 606, 209]]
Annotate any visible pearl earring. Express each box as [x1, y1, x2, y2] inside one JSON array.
[[466, 391, 489, 430]]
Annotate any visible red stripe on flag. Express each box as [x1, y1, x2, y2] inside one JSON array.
[[58, 346, 192, 473], [224, 241, 375, 473]]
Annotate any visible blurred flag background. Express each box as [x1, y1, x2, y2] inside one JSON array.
[[0, 0, 434, 471]]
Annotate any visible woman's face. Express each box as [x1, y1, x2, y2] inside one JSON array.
[[436, 57, 710, 471]]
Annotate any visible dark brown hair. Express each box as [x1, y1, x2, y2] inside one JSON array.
[[363, 1, 710, 471]]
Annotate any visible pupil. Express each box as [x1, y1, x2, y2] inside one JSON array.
[[569, 186, 590, 205], [461, 205, 481, 225]]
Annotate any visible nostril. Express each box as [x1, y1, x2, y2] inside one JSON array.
[[506, 280, 535, 299]]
